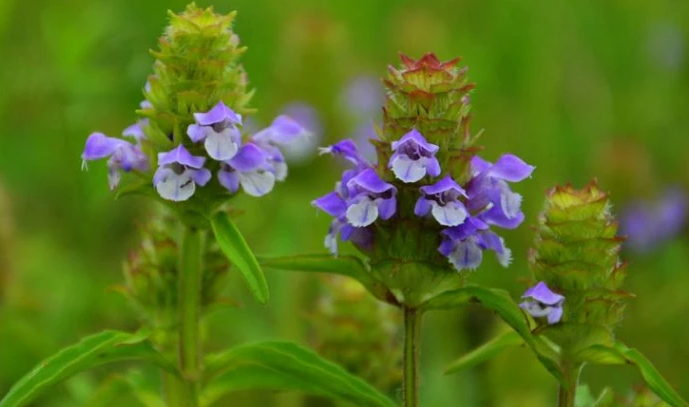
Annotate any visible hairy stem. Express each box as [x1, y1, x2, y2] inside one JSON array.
[[403, 307, 422, 407], [178, 226, 203, 406], [558, 363, 582, 407]]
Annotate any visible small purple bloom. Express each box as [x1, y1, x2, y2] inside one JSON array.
[[276, 103, 321, 163], [415, 176, 468, 226], [82, 132, 149, 190], [187, 101, 243, 161], [153, 145, 211, 202], [345, 169, 397, 227], [519, 282, 565, 324], [389, 129, 441, 183], [319, 139, 371, 168], [252, 114, 311, 179], [620, 187, 688, 253], [341, 75, 385, 119], [439, 219, 512, 271], [122, 120, 148, 143], [323, 218, 374, 256], [466, 154, 534, 229], [217, 143, 275, 197]]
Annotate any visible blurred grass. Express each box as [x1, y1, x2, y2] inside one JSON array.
[[0, 0, 688, 406]]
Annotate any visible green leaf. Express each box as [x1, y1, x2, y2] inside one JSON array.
[[575, 385, 614, 407], [444, 330, 523, 375], [259, 254, 391, 303], [211, 211, 269, 304], [575, 342, 688, 407], [613, 342, 688, 407], [0, 331, 178, 407], [202, 341, 397, 407], [422, 285, 564, 385]]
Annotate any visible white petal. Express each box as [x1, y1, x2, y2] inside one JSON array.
[[431, 201, 468, 226], [391, 155, 426, 183], [274, 161, 288, 181], [501, 188, 523, 219], [496, 245, 512, 267], [239, 170, 276, 197], [522, 302, 552, 318], [345, 197, 379, 227], [325, 232, 338, 255], [155, 168, 196, 202], [448, 238, 482, 271], [204, 128, 240, 161]]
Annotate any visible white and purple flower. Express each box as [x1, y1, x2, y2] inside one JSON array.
[[415, 176, 468, 226], [438, 218, 512, 271], [187, 101, 243, 161], [82, 132, 149, 190], [153, 145, 211, 202], [252, 114, 312, 181], [389, 129, 441, 183], [345, 169, 397, 227], [218, 143, 276, 197], [519, 282, 565, 324]]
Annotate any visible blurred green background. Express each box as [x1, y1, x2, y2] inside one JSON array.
[[1, 0, 688, 406]]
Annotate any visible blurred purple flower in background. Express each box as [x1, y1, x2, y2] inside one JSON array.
[[620, 187, 688, 253], [276, 102, 321, 163], [341, 75, 385, 120], [646, 22, 686, 72]]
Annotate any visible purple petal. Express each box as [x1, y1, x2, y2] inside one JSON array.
[[426, 157, 441, 177], [313, 192, 347, 217], [446, 237, 483, 271], [420, 176, 466, 197], [187, 124, 208, 142], [390, 155, 426, 183], [343, 224, 374, 251], [488, 154, 535, 182], [319, 139, 369, 167], [347, 168, 396, 195], [480, 206, 525, 229], [158, 145, 206, 168], [253, 115, 310, 145], [471, 156, 492, 174], [341, 75, 384, 118], [547, 306, 563, 324], [346, 196, 379, 227], [441, 217, 488, 241], [193, 101, 241, 126], [228, 143, 270, 172], [190, 168, 211, 186], [218, 167, 240, 193], [122, 120, 147, 142], [391, 129, 439, 154], [82, 133, 127, 161], [522, 282, 564, 305], [414, 198, 432, 217], [377, 197, 397, 220]]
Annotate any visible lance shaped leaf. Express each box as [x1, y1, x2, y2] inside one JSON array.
[[259, 254, 392, 304], [211, 211, 269, 304], [0, 330, 178, 407], [575, 342, 688, 407], [202, 341, 397, 407], [444, 330, 523, 375], [422, 285, 564, 385]]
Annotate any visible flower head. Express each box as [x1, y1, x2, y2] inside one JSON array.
[[519, 282, 565, 324], [187, 101, 243, 161], [389, 129, 441, 183], [82, 132, 149, 190], [415, 176, 468, 226], [153, 145, 211, 202]]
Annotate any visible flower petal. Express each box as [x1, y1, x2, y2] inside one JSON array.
[[153, 166, 196, 202], [348, 168, 396, 195], [253, 115, 310, 145], [217, 168, 239, 193], [431, 201, 467, 226], [312, 192, 347, 217], [414, 198, 432, 216], [425, 157, 441, 177], [204, 127, 241, 161], [547, 306, 563, 324], [420, 175, 466, 197], [190, 168, 211, 186], [346, 196, 379, 227], [239, 170, 275, 197], [319, 139, 368, 167], [82, 133, 126, 161], [447, 237, 483, 271], [377, 197, 397, 220], [488, 154, 535, 182], [391, 155, 426, 183], [122, 121, 147, 142], [522, 282, 564, 305], [228, 143, 270, 172], [193, 101, 241, 126], [391, 128, 439, 154], [158, 145, 206, 168], [187, 124, 208, 142]]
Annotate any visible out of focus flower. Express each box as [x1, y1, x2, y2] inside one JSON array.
[[275, 102, 320, 163], [620, 187, 688, 253], [340, 75, 385, 120], [646, 22, 685, 72]]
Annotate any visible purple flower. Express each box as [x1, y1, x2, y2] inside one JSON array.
[[82, 132, 149, 190], [252, 114, 311, 179], [275, 103, 321, 163], [122, 120, 148, 143], [620, 187, 688, 253], [340, 75, 384, 119], [187, 101, 243, 161], [218, 143, 276, 197], [389, 129, 441, 183], [439, 219, 512, 271], [319, 139, 371, 169], [353, 121, 380, 164], [466, 154, 535, 229], [153, 145, 211, 202], [345, 169, 397, 227], [519, 282, 565, 324], [415, 176, 468, 226]]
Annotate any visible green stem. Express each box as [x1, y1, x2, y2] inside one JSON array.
[[178, 226, 203, 407], [558, 363, 582, 407], [403, 307, 422, 407]]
